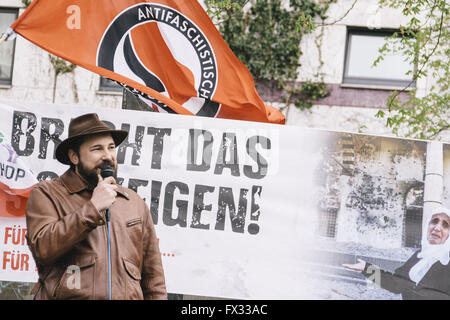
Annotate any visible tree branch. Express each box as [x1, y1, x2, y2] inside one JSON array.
[[319, 0, 359, 26], [387, 7, 444, 111]]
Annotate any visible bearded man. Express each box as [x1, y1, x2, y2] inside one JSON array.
[[25, 113, 167, 300]]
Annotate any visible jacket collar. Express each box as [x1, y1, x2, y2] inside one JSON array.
[[60, 169, 130, 200]]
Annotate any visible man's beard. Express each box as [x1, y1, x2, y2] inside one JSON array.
[[76, 160, 117, 190]]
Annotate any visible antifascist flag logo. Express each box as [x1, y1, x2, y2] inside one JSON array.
[[97, 3, 221, 117]]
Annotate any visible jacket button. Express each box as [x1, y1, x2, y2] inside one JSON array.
[[98, 220, 105, 225]]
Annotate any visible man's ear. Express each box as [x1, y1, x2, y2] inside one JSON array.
[[68, 149, 79, 165]]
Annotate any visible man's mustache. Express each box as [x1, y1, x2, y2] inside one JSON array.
[[97, 161, 115, 169]]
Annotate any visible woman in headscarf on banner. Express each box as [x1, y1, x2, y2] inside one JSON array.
[[343, 206, 450, 300]]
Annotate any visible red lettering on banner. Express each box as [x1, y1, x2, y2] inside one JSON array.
[[3, 225, 27, 245], [2, 251, 30, 271], [2, 251, 10, 269], [21, 253, 30, 271], [4, 227, 12, 244]]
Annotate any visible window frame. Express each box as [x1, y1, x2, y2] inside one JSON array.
[[342, 27, 416, 89], [98, 76, 123, 93], [0, 7, 18, 86]]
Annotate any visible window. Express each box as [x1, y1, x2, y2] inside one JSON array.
[[403, 186, 424, 248], [403, 208, 423, 248], [99, 76, 123, 92], [343, 28, 415, 88], [317, 208, 338, 238], [0, 8, 18, 86]]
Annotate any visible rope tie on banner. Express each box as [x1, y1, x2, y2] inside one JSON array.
[[0, 28, 17, 45]]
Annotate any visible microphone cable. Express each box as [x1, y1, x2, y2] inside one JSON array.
[[100, 166, 115, 300], [106, 209, 112, 300]]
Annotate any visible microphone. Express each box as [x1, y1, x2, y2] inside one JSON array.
[[100, 166, 115, 222], [100, 166, 115, 179]]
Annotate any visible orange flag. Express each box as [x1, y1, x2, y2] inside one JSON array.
[[10, 0, 285, 124]]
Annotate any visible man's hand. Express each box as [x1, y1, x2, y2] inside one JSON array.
[[90, 171, 118, 212]]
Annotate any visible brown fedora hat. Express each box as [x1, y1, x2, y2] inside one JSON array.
[[55, 113, 128, 165]]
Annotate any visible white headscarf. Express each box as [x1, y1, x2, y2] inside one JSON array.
[[409, 206, 450, 284]]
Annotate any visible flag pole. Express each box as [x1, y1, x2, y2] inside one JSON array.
[[1, 27, 16, 45], [0, 33, 7, 45]]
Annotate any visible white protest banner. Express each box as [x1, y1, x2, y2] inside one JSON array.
[[0, 124, 38, 283], [0, 98, 449, 300]]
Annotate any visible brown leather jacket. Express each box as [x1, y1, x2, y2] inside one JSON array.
[[25, 169, 167, 300]]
